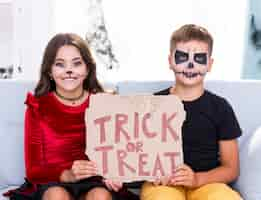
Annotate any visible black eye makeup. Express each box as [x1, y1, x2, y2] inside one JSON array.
[[174, 50, 208, 65], [73, 61, 83, 66], [54, 62, 64, 68], [194, 53, 207, 65], [174, 50, 189, 64]]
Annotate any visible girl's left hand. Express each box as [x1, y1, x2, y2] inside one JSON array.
[[169, 164, 198, 188], [103, 179, 123, 192]]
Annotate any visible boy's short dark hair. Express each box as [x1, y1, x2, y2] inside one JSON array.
[[170, 24, 213, 56]]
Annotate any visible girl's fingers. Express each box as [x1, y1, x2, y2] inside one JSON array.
[[104, 179, 122, 192], [73, 160, 97, 169], [104, 180, 113, 190], [75, 174, 89, 180], [71, 160, 98, 181], [110, 183, 119, 192]]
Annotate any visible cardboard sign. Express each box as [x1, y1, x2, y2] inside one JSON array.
[[85, 94, 186, 182]]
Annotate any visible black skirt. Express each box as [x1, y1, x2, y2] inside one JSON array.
[[6, 176, 141, 200]]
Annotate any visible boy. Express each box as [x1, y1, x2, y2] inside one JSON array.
[[140, 24, 242, 200]]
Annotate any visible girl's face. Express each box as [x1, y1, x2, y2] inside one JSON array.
[[50, 45, 88, 96]]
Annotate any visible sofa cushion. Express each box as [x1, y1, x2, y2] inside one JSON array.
[[0, 80, 35, 189], [234, 127, 261, 200], [0, 121, 25, 188]]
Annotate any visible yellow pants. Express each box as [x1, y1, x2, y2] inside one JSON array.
[[141, 182, 242, 200]]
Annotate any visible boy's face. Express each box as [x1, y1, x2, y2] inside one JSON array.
[[169, 40, 213, 86]]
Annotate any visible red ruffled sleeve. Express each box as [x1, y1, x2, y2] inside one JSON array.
[[25, 93, 39, 109], [24, 93, 71, 184]]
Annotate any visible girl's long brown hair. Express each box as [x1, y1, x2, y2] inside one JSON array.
[[34, 33, 103, 97]]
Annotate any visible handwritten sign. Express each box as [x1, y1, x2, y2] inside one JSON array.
[[85, 94, 186, 182]]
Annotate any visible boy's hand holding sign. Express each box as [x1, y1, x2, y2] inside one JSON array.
[[85, 94, 186, 182]]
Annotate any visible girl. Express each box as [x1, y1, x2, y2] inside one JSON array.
[[7, 33, 138, 200]]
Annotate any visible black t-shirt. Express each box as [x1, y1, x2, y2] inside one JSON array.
[[155, 88, 242, 172]]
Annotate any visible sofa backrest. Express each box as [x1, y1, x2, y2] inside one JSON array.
[[0, 80, 35, 189], [0, 79, 261, 189]]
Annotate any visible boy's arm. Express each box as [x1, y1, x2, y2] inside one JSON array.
[[170, 139, 239, 188], [194, 98, 241, 187], [195, 139, 239, 187]]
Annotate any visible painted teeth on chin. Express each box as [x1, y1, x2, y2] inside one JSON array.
[[182, 72, 199, 78]]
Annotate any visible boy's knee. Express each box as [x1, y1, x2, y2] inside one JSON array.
[[141, 182, 185, 200], [188, 183, 242, 200]]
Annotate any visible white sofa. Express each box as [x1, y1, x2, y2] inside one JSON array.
[[1, 79, 261, 200]]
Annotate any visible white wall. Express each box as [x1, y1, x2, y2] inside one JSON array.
[[103, 0, 248, 81], [46, 0, 249, 82], [12, 0, 51, 80], [0, 0, 250, 81], [0, 2, 13, 69]]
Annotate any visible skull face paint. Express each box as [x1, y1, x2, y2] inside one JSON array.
[[172, 49, 208, 78]]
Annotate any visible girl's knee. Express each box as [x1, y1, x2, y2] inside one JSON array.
[[84, 187, 112, 200], [42, 186, 71, 200]]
